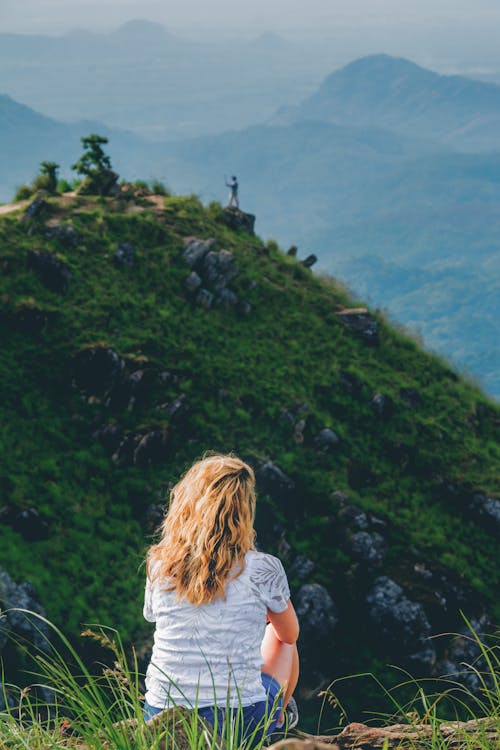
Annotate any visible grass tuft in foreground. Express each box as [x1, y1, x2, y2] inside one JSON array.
[[0, 611, 280, 750]]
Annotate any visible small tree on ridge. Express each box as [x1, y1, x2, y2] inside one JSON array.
[[71, 134, 112, 179]]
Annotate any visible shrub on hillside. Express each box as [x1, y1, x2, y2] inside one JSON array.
[[14, 184, 34, 201]]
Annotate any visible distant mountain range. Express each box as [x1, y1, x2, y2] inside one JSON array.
[[1, 53, 499, 399], [0, 21, 322, 140]]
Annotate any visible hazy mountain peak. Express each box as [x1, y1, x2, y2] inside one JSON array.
[[249, 31, 292, 50], [290, 54, 500, 152], [111, 19, 174, 41]]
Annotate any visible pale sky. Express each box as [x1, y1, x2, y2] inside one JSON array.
[[2, 0, 500, 37]]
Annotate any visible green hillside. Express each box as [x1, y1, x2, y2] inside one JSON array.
[[0, 191, 499, 721]]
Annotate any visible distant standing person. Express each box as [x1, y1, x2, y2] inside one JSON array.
[[225, 175, 239, 209]]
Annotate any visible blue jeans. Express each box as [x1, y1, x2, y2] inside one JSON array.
[[143, 672, 283, 745]]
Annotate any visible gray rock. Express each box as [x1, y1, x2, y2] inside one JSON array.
[[183, 238, 215, 268], [295, 583, 338, 639], [22, 195, 46, 221], [301, 254, 317, 268], [196, 288, 214, 310], [114, 242, 135, 268], [467, 495, 500, 535], [115, 428, 168, 467], [349, 531, 386, 565], [221, 208, 255, 235], [338, 370, 362, 395], [255, 461, 295, 502], [371, 392, 394, 418], [109, 369, 147, 411], [337, 504, 369, 530], [185, 271, 202, 293], [45, 223, 80, 248], [330, 490, 350, 505], [216, 288, 238, 309], [336, 308, 379, 344], [399, 387, 421, 408], [293, 419, 306, 444], [28, 249, 72, 293], [202, 250, 238, 293], [161, 394, 188, 421], [433, 615, 492, 695], [12, 509, 50, 542], [12, 303, 48, 334], [314, 428, 340, 452], [0, 568, 50, 653], [367, 576, 435, 668], [289, 556, 315, 581], [73, 346, 124, 398], [133, 429, 168, 467]]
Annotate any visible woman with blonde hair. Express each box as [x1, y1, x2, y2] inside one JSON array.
[[143, 454, 299, 743]]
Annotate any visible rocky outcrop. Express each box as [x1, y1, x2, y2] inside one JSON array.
[[11, 508, 50, 541], [301, 254, 317, 268], [367, 576, 435, 669], [295, 583, 338, 640], [11, 300, 50, 334], [0, 567, 52, 710], [112, 426, 169, 467], [336, 308, 379, 343], [182, 238, 249, 312], [433, 614, 493, 694], [73, 346, 125, 399], [21, 195, 46, 222], [371, 392, 394, 419], [254, 461, 295, 503], [441, 482, 500, 537], [289, 556, 315, 581], [220, 208, 255, 235], [158, 394, 188, 422], [399, 387, 421, 408], [348, 530, 386, 565], [28, 249, 72, 293], [45, 223, 80, 248], [109, 369, 148, 411], [337, 503, 370, 531], [338, 370, 363, 395], [93, 423, 124, 454], [466, 494, 500, 535], [183, 238, 216, 267], [114, 242, 135, 268], [313, 428, 340, 453]]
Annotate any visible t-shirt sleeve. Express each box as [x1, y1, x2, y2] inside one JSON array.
[[250, 554, 291, 613], [143, 576, 156, 622]]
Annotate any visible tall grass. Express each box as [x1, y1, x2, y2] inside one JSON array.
[[0, 611, 281, 750], [317, 617, 499, 749]]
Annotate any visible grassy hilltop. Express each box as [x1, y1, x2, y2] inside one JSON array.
[[0, 189, 499, 722]]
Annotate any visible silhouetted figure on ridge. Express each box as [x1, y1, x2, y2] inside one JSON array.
[[225, 175, 239, 209]]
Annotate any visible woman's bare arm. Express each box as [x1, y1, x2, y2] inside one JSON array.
[[267, 600, 299, 644]]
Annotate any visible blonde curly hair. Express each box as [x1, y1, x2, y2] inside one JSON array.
[[146, 454, 256, 606]]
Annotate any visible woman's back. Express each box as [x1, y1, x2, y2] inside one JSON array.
[[144, 550, 290, 709]]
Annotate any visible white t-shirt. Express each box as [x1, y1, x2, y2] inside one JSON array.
[[143, 550, 290, 709]]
